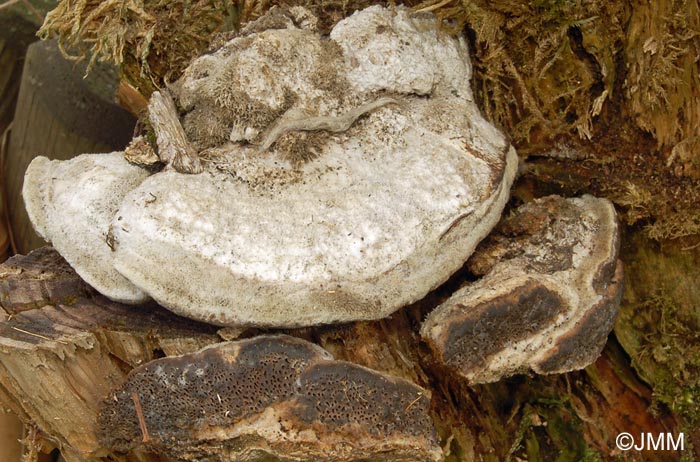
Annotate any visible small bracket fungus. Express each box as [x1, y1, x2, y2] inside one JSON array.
[[22, 153, 150, 303], [22, 6, 517, 327], [98, 335, 442, 462], [421, 195, 624, 384]]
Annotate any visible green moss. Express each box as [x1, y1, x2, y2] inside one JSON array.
[[616, 230, 700, 425], [38, 0, 241, 96], [680, 437, 696, 462], [141, 120, 157, 147], [529, 0, 569, 24], [506, 392, 602, 462], [646, 210, 700, 241], [628, 294, 700, 422]]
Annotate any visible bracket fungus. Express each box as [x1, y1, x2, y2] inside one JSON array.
[[22, 6, 517, 327], [97, 335, 442, 462], [15, 7, 630, 459], [421, 195, 624, 384], [22, 153, 150, 304]]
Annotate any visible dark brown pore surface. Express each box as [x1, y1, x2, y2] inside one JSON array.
[[98, 335, 436, 456], [442, 281, 566, 370], [536, 261, 624, 373]]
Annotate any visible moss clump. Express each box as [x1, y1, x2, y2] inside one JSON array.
[[443, 0, 625, 152], [625, 0, 700, 177], [619, 294, 700, 423], [646, 211, 700, 242], [506, 397, 603, 462], [616, 180, 700, 241], [616, 231, 700, 425], [38, 0, 242, 95]]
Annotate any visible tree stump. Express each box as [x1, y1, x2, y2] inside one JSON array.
[[0, 247, 220, 462], [0, 247, 687, 462]]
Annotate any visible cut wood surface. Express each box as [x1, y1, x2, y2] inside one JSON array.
[[0, 247, 219, 462], [0, 248, 687, 461], [4, 39, 135, 255]]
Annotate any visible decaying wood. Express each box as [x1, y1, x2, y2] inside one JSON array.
[[0, 248, 687, 461], [147, 90, 202, 174], [0, 248, 219, 462]]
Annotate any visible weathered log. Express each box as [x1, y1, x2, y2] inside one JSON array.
[[0, 248, 686, 461], [0, 247, 220, 462]]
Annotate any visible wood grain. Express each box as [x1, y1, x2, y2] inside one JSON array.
[[4, 39, 135, 254]]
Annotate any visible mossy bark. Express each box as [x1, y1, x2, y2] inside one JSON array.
[[615, 231, 700, 425]]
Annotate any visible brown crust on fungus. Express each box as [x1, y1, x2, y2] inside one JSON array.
[[98, 335, 442, 462], [421, 195, 623, 383], [535, 261, 624, 374]]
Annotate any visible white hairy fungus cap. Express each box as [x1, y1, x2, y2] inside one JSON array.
[[23, 6, 517, 327], [23, 153, 149, 303]]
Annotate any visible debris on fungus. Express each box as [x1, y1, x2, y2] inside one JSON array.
[[147, 90, 203, 173], [98, 335, 443, 462]]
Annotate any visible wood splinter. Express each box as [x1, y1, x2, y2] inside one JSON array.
[[258, 97, 398, 151], [131, 392, 151, 443], [148, 90, 203, 174]]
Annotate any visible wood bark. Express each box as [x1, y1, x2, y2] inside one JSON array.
[[0, 248, 688, 462]]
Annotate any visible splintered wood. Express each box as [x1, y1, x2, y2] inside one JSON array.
[[147, 90, 202, 174], [0, 248, 219, 461]]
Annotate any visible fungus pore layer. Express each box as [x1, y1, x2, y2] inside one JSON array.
[[98, 335, 443, 462]]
